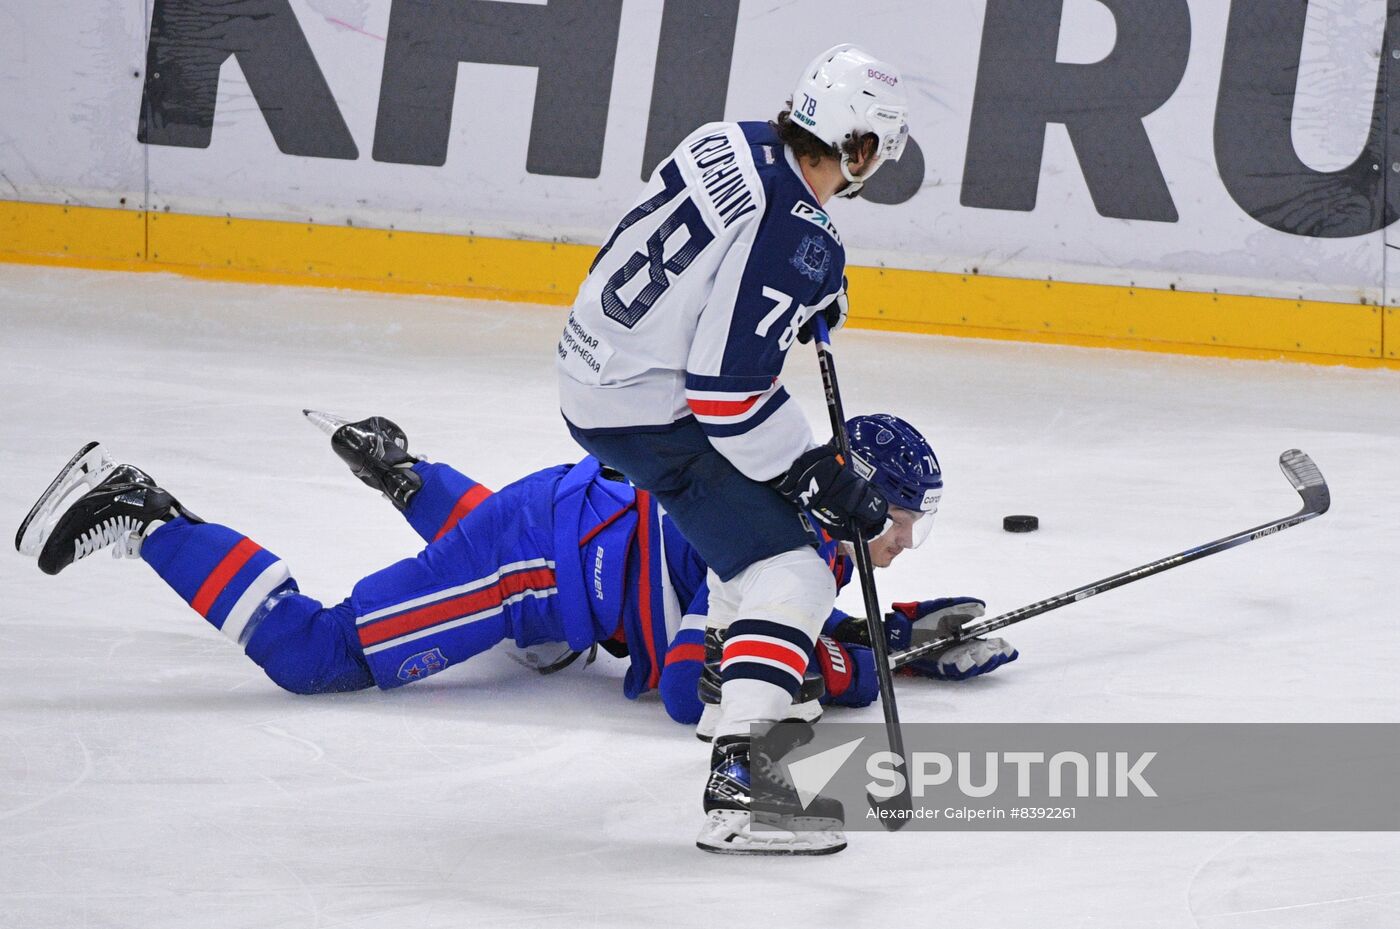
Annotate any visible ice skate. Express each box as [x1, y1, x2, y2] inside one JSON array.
[[21, 457, 192, 576], [696, 732, 846, 855], [15, 442, 116, 557], [304, 409, 422, 511]]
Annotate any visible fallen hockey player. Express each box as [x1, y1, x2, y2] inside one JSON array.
[[15, 411, 1016, 852]]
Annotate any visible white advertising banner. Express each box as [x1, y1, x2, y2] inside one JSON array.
[[1, 0, 1393, 304]]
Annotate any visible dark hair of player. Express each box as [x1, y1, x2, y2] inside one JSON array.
[[771, 106, 879, 168]]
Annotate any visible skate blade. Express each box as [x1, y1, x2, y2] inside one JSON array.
[[302, 409, 350, 437], [695, 810, 846, 856], [15, 442, 115, 556]]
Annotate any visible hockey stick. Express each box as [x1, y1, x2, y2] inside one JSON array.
[[889, 449, 1330, 670], [810, 315, 912, 830]]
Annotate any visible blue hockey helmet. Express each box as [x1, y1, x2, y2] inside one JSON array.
[[846, 413, 942, 546]]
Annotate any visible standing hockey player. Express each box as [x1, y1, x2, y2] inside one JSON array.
[[14, 413, 1015, 731], [556, 44, 910, 852]]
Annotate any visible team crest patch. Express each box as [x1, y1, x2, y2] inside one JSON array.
[[397, 648, 449, 682], [791, 201, 841, 245], [791, 235, 831, 282]]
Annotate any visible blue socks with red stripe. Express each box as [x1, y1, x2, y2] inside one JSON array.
[[141, 518, 292, 644], [142, 518, 372, 693], [403, 462, 493, 543]]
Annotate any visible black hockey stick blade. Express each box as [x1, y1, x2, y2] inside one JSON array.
[[868, 783, 915, 831], [889, 448, 1329, 669]]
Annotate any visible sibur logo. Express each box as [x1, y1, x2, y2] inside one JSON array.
[[794, 92, 818, 127]]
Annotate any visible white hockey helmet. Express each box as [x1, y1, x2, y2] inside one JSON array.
[[789, 44, 910, 198]]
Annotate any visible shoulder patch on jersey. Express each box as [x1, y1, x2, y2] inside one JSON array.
[[397, 647, 449, 682], [791, 234, 832, 282], [790, 201, 842, 246]]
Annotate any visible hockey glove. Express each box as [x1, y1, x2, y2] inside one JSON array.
[[887, 599, 1018, 681], [798, 277, 849, 344], [657, 624, 707, 725], [772, 445, 887, 541], [811, 635, 878, 708]]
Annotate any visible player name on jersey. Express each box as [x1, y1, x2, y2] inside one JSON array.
[[688, 132, 759, 229]]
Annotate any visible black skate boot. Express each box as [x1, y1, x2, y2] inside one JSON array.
[[695, 625, 825, 742], [25, 459, 194, 576], [696, 728, 846, 855], [303, 410, 422, 512]]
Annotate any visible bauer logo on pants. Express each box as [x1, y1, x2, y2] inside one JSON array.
[[752, 722, 1400, 832]]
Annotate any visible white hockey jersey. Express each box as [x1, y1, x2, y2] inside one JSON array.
[[557, 121, 847, 482]]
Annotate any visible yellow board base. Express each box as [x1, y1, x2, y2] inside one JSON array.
[[2, 200, 1395, 370]]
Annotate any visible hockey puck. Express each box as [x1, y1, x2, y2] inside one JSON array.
[[1003, 514, 1039, 533]]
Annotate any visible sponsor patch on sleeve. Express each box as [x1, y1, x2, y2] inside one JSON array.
[[791, 201, 842, 246]]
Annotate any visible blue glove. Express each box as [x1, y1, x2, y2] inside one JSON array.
[[657, 626, 706, 724], [887, 598, 1018, 681]]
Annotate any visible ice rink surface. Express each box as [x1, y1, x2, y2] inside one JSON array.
[[2, 264, 1397, 928]]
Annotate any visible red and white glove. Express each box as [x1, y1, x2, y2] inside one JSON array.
[[810, 634, 878, 707]]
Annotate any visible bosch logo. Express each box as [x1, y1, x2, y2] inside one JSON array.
[[867, 68, 898, 86]]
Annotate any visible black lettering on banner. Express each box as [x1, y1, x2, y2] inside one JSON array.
[[1216, 0, 1400, 238], [642, 0, 741, 180], [138, 0, 358, 158], [373, 0, 623, 177], [961, 0, 1190, 221]]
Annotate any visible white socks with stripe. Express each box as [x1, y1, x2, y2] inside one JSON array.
[[709, 548, 836, 741]]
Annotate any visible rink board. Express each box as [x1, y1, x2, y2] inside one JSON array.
[[0, 199, 1390, 368], [4, 0, 1400, 366]]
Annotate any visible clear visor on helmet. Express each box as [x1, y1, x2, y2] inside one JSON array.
[[883, 488, 939, 550]]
